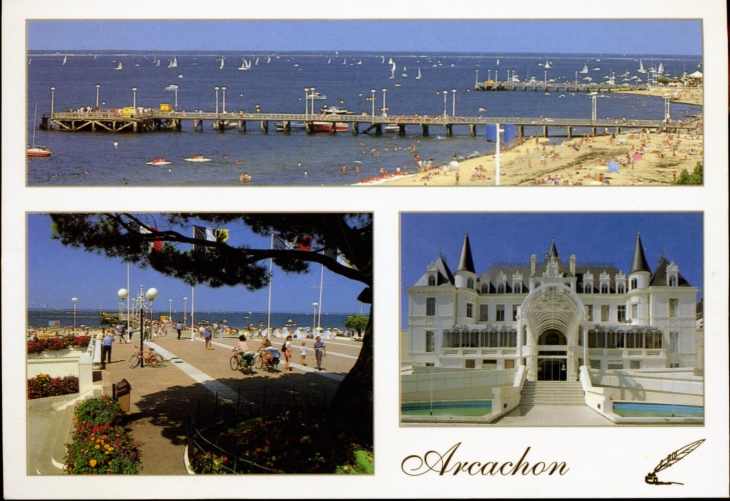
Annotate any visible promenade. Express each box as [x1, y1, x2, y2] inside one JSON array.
[[30, 333, 361, 475]]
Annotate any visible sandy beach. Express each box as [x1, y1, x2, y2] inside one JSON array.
[[360, 124, 702, 187]]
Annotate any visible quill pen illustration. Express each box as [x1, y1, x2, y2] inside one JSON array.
[[645, 439, 705, 485]]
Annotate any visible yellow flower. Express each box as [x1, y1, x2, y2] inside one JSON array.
[[108, 447, 114, 452], [105, 451, 110, 455], [95, 445, 100, 450], [89, 459, 97, 467]]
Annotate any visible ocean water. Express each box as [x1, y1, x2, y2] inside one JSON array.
[[27, 51, 702, 186], [27, 309, 352, 331]]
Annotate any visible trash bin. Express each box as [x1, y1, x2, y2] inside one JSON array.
[[115, 379, 132, 413]]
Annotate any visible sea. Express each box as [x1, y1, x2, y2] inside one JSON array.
[[27, 308, 352, 331], [27, 51, 702, 186]]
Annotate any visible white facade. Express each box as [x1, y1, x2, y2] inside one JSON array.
[[406, 234, 700, 382]]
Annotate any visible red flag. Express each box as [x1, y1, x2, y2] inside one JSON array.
[[296, 235, 312, 252]]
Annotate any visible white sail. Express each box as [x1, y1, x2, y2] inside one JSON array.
[[62, 56, 67, 65], [238, 58, 251, 71], [657, 62, 664, 74], [168, 56, 178, 68], [545, 60, 551, 69], [219, 57, 225, 69], [638, 59, 646, 73], [416, 67, 422, 79], [115, 61, 123, 70], [255, 57, 259, 65], [580, 64, 589, 74], [267, 56, 271, 63]]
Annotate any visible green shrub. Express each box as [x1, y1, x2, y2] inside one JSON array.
[[73, 395, 124, 430], [673, 162, 703, 185]]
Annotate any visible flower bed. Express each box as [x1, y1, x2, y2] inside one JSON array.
[[27, 373, 79, 399], [189, 402, 373, 474], [64, 395, 141, 474], [28, 335, 91, 355]]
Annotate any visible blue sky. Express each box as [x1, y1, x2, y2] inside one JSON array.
[[27, 214, 370, 314], [401, 212, 703, 328], [27, 20, 702, 56]]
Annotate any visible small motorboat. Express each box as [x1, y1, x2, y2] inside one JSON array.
[[384, 124, 400, 133], [27, 146, 52, 157], [146, 158, 171, 166], [185, 155, 212, 162]]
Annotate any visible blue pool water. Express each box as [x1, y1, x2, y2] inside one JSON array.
[[613, 402, 703, 418], [402, 400, 492, 417]]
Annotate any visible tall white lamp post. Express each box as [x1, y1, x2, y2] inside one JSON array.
[[71, 297, 78, 336], [214, 86, 219, 114], [118, 286, 158, 366], [370, 89, 376, 118], [312, 302, 318, 334], [132, 87, 137, 117], [183, 296, 188, 327], [95, 84, 101, 110], [452, 88, 457, 117], [590, 92, 598, 121], [382, 88, 387, 116], [169, 299, 172, 320]]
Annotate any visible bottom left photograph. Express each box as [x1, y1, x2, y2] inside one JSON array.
[[25, 212, 373, 475]]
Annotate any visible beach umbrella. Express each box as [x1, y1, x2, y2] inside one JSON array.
[[617, 137, 626, 143], [448, 160, 460, 171], [607, 161, 620, 173], [632, 153, 643, 161]]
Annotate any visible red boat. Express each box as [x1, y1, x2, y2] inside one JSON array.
[[27, 146, 52, 157], [311, 105, 350, 132]]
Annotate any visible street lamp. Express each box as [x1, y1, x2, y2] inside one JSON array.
[[312, 302, 318, 334], [169, 299, 172, 320], [443, 90, 448, 118], [544, 70, 547, 85], [132, 87, 137, 117], [309, 87, 315, 116], [95, 84, 100, 110], [71, 297, 78, 336], [183, 296, 188, 327], [370, 89, 376, 118], [222, 86, 227, 114], [174, 86, 178, 111], [214, 87, 219, 114], [575, 71, 578, 86], [589, 92, 598, 121], [382, 88, 387, 117], [50, 87, 56, 116], [452, 88, 457, 117], [129, 286, 157, 367]]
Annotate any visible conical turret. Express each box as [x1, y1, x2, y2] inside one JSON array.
[[630, 233, 651, 274], [546, 237, 559, 259], [455, 233, 476, 274]]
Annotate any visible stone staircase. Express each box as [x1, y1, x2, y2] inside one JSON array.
[[519, 381, 585, 406]]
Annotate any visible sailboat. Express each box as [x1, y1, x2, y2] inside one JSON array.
[[115, 61, 123, 70], [62, 55, 67, 66], [28, 57, 31, 65], [255, 57, 259, 65], [638, 60, 647, 73], [657, 62, 664, 74], [496, 58, 500, 65], [381, 56, 385, 63], [580, 63, 589, 74], [389, 61, 396, 79], [401, 66, 407, 77], [327, 57, 331, 64], [219, 57, 225, 69], [267, 56, 271, 64], [27, 103, 51, 157], [415, 67, 422, 80], [238, 58, 252, 71], [545, 60, 552, 69], [168, 56, 178, 68]]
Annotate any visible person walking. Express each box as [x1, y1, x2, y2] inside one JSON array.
[[175, 321, 182, 340], [314, 336, 326, 371], [204, 326, 213, 350], [101, 331, 114, 366], [300, 341, 307, 366], [283, 335, 293, 373]]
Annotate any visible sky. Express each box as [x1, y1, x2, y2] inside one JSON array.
[[27, 214, 370, 314], [400, 212, 703, 328], [27, 20, 702, 56]]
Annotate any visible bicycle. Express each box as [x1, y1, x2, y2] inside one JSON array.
[[230, 350, 257, 375], [128, 347, 164, 368]]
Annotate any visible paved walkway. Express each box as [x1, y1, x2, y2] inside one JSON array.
[[490, 404, 614, 427], [31, 334, 361, 475]]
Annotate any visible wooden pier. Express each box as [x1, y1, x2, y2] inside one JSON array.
[[474, 81, 651, 93], [42, 110, 695, 138]]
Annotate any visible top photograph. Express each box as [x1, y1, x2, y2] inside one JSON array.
[[26, 19, 703, 187]]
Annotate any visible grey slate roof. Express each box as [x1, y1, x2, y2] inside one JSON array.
[[649, 256, 692, 287], [630, 233, 652, 274], [455, 233, 476, 274]]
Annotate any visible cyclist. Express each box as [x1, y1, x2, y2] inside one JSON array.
[[232, 334, 250, 365]]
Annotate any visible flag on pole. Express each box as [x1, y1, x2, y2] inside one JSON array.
[[337, 250, 356, 269], [193, 225, 216, 252], [215, 229, 229, 243], [272, 233, 291, 250], [323, 246, 338, 260], [138, 226, 163, 252], [296, 235, 312, 252]]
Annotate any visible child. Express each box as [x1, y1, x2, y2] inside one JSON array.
[[300, 341, 307, 366]]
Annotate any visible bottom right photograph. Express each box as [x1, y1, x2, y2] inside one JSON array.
[[400, 212, 703, 426]]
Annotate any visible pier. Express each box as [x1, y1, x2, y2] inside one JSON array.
[[474, 81, 651, 93], [42, 110, 694, 138]]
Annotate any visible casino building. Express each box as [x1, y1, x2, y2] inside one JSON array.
[[405, 233, 700, 382]]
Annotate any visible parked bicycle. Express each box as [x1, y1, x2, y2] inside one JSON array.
[[128, 347, 164, 368]]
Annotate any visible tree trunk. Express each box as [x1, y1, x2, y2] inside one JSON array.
[[327, 308, 373, 444]]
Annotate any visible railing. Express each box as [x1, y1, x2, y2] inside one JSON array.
[[442, 347, 517, 356], [589, 348, 666, 358]]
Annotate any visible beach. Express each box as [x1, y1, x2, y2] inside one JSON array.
[[365, 125, 702, 187]]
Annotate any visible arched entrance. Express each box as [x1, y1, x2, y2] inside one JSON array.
[[522, 283, 585, 382]]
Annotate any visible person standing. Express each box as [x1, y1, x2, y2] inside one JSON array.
[[314, 336, 326, 371], [283, 335, 293, 373], [300, 341, 307, 366], [101, 331, 114, 366], [175, 321, 182, 340]]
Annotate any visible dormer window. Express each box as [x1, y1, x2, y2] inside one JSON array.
[[601, 283, 609, 294], [669, 276, 678, 287], [481, 283, 489, 294], [584, 283, 593, 294], [514, 283, 522, 294], [497, 283, 506, 294], [428, 275, 436, 286], [617, 283, 625, 294], [467, 278, 474, 289]]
